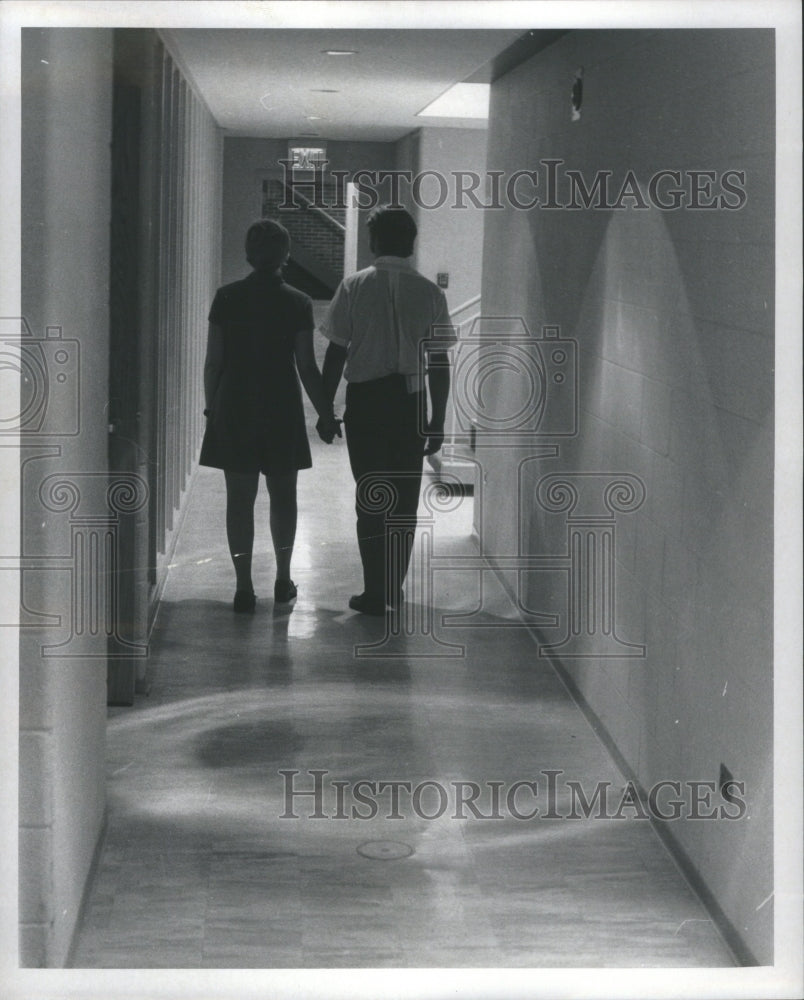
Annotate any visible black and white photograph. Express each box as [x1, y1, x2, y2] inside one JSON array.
[[0, 1, 801, 998]]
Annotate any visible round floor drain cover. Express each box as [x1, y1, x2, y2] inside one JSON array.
[[357, 840, 414, 860]]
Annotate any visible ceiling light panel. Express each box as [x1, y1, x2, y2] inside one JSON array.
[[417, 82, 490, 119]]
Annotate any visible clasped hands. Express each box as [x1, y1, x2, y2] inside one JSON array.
[[316, 414, 342, 444]]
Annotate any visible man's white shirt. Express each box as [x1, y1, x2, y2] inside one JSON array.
[[319, 256, 456, 392]]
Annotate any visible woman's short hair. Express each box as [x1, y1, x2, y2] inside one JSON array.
[[367, 205, 417, 257], [245, 219, 291, 270]]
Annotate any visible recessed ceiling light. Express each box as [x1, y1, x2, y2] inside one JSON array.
[[310, 88, 340, 93], [322, 49, 357, 56], [417, 83, 490, 119], [305, 115, 326, 121]]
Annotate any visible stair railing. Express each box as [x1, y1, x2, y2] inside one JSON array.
[[276, 177, 346, 234]]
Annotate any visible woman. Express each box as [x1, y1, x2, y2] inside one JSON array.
[[200, 219, 340, 612]]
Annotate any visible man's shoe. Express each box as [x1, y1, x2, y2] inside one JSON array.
[[233, 589, 256, 613], [348, 593, 387, 616], [274, 579, 298, 603]]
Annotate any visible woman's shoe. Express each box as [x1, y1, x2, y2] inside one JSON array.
[[348, 593, 387, 616], [274, 578, 298, 603], [233, 589, 256, 613]]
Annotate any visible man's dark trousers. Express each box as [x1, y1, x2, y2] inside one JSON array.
[[344, 374, 426, 606]]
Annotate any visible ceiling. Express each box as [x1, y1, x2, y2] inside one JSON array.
[[165, 29, 525, 142]]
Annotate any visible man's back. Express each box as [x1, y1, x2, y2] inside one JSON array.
[[319, 205, 455, 615], [321, 256, 452, 385]]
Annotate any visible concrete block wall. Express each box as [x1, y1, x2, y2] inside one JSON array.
[[19, 28, 113, 966], [18, 26, 224, 966], [480, 29, 774, 963]]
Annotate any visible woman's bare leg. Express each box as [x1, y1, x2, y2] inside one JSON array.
[[224, 469, 260, 592], [265, 471, 298, 582]]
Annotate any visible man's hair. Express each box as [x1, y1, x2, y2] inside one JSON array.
[[367, 205, 417, 258], [245, 219, 291, 270]]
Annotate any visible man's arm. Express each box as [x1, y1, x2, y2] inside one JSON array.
[[424, 350, 451, 455], [423, 289, 455, 455], [322, 341, 348, 407], [319, 279, 350, 408], [294, 328, 341, 443]]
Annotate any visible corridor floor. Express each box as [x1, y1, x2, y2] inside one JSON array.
[[72, 402, 736, 969]]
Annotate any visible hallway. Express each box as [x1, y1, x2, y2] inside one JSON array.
[[72, 395, 735, 968], [11, 15, 791, 982]]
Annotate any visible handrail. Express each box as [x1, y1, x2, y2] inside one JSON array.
[[276, 178, 346, 233], [450, 293, 481, 323]]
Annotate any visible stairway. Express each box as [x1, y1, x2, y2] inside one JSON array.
[[262, 177, 345, 298], [281, 259, 335, 300]]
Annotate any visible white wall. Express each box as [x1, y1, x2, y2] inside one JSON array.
[[19, 28, 113, 966], [408, 128, 487, 315], [480, 29, 774, 963], [17, 25, 224, 967]]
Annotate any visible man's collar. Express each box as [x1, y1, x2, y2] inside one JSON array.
[[373, 255, 414, 269]]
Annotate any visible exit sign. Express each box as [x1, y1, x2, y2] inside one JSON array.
[[437, 272, 449, 288]]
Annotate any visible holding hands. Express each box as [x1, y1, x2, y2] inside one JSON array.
[[316, 414, 343, 444]]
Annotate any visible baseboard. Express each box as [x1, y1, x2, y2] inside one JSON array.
[[64, 806, 109, 968], [108, 461, 201, 706], [481, 548, 761, 968], [541, 649, 760, 967], [147, 457, 201, 635]]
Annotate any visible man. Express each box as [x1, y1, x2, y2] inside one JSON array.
[[320, 205, 456, 615]]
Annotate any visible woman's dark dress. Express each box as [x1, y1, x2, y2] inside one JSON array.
[[199, 270, 314, 474]]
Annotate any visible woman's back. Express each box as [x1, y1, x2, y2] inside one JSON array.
[[201, 269, 315, 474]]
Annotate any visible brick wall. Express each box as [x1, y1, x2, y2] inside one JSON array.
[[262, 179, 345, 278]]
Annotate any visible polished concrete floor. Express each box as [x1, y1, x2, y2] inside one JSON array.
[[72, 382, 736, 969]]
